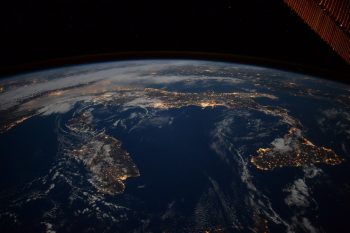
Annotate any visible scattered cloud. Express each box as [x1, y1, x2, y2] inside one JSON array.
[[301, 217, 319, 233], [303, 166, 323, 179], [271, 138, 293, 152], [290, 216, 319, 233], [284, 179, 310, 207]]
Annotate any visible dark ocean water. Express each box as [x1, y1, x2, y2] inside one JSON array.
[[1, 61, 350, 232], [0, 115, 57, 190], [111, 107, 227, 214]]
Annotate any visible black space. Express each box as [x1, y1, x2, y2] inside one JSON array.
[[0, 0, 349, 81]]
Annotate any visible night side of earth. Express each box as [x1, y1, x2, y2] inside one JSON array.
[[0, 60, 350, 233]]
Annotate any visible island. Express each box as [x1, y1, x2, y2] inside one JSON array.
[[250, 128, 343, 170]]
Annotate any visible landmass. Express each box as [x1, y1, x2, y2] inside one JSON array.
[[0, 87, 283, 134], [142, 88, 278, 110], [250, 128, 343, 170], [67, 110, 139, 195], [0, 86, 344, 174]]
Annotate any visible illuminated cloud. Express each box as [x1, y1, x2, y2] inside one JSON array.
[[284, 179, 310, 207]]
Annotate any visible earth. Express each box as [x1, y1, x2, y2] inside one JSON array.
[[0, 60, 350, 233]]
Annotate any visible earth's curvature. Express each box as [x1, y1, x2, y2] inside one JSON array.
[[0, 60, 349, 233]]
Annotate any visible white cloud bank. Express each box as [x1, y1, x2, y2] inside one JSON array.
[[284, 179, 310, 207], [0, 60, 250, 115]]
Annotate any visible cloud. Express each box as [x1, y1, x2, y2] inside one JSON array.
[[303, 166, 323, 179], [41, 222, 56, 233], [0, 60, 248, 111], [322, 108, 341, 119], [301, 217, 319, 233], [284, 179, 310, 207], [290, 216, 319, 233], [271, 138, 293, 152], [38, 102, 74, 116], [209, 115, 235, 162]]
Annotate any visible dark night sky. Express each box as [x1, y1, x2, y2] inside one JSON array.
[[0, 0, 349, 80]]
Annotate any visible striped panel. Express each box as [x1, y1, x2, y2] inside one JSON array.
[[284, 0, 350, 64]]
